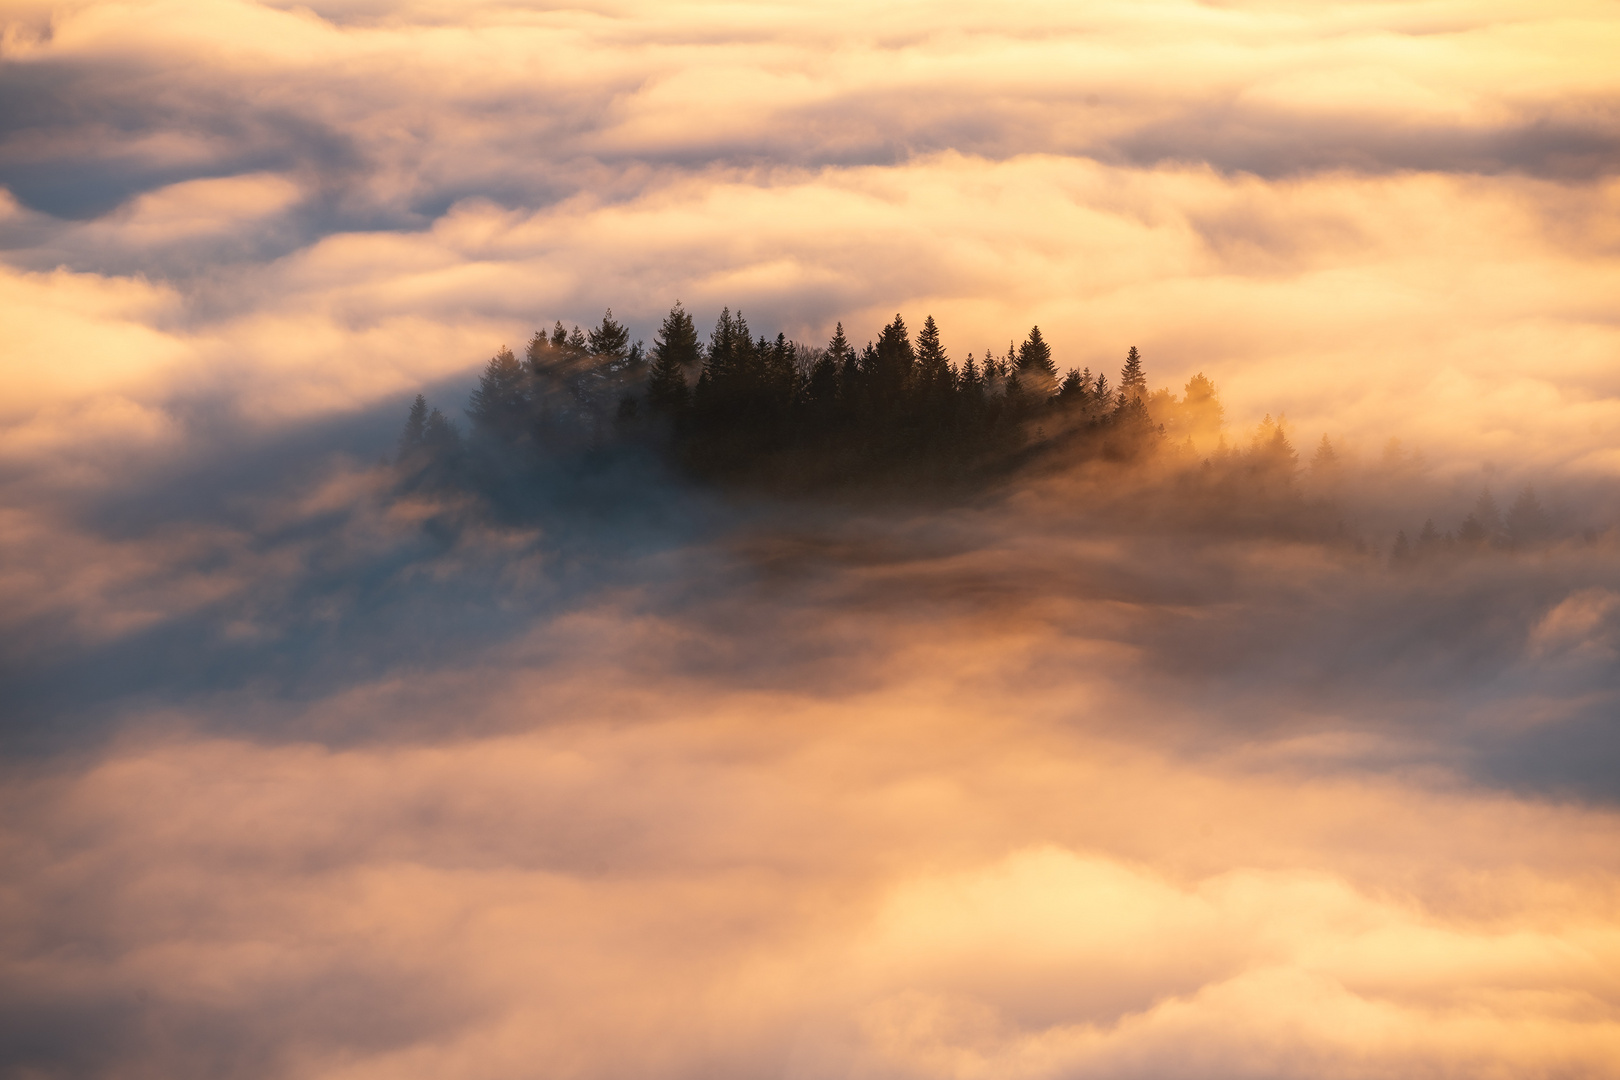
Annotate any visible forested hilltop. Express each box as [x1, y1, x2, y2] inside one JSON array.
[[394, 304, 1586, 561], [398, 303, 1249, 491]]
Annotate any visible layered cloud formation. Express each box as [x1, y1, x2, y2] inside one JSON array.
[[3, 1, 1620, 1077]]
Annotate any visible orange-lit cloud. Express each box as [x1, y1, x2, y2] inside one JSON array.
[[4, 2, 1620, 1077]]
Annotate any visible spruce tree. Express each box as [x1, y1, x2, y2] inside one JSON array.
[[647, 302, 699, 412], [1506, 486, 1548, 547], [1390, 530, 1411, 565], [423, 407, 460, 455], [1016, 326, 1056, 378], [587, 309, 631, 361], [398, 394, 428, 459], [1119, 346, 1146, 400], [871, 314, 915, 399], [1057, 369, 1085, 407], [468, 346, 529, 441], [1311, 434, 1338, 470], [825, 322, 854, 368], [915, 315, 951, 390]]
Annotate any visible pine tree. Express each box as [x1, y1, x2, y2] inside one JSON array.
[[1311, 434, 1338, 470], [915, 315, 951, 390], [826, 322, 854, 367], [1417, 518, 1441, 557], [647, 302, 699, 412], [871, 314, 915, 399], [1390, 530, 1411, 565], [1506, 486, 1548, 547], [1119, 346, 1146, 400], [1057, 368, 1085, 407], [1016, 326, 1056, 377], [587, 309, 630, 360], [398, 394, 428, 460], [468, 346, 529, 441], [423, 407, 460, 455]]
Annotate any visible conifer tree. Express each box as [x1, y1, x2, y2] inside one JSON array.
[[871, 314, 915, 399], [806, 348, 840, 411], [1057, 369, 1085, 407], [1506, 486, 1548, 547], [1119, 346, 1146, 400], [1417, 518, 1441, 556], [398, 394, 428, 459], [1016, 326, 1056, 386], [1390, 530, 1411, 565], [960, 353, 984, 400], [826, 322, 854, 366], [423, 407, 460, 455], [915, 315, 951, 391], [647, 302, 699, 412], [469, 346, 529, 441], [1311, 434, 1338, 470], [587, 309, 630, 360], [830, 324, 860, 402]]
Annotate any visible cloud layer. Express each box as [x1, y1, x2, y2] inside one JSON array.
[[4, 1, 1620, 1077]]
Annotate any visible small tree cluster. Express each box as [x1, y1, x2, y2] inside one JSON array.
[[1391, 486, 1554, 565], [402, 303, 1168, 488]]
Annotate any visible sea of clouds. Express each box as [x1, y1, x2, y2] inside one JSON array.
[[3, 2, 1620, 1077]]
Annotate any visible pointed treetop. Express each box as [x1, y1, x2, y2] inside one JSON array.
[[588, 309, 631, 358], [827, 321, 852, 361], [1017, 325, 1055, 377], [1120, 345, 1146, 396]]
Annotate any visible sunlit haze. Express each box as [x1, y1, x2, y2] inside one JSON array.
[[3, 2, 1620, 1077]]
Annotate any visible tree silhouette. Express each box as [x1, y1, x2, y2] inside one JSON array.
[[1119, 346, 1146, 401], [398, 394, 428, 460], [1016, 326, 1057, 398], [402, 303, 1211, 492], [1506, 486, 1548, 547], [587, 309, 630, 360], [648, 302, 699, 412], [469, 346, 529, 443], [1311, 434, 1337, 470]]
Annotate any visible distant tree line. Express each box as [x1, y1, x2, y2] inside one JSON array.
[[1390, 486, 1556, 564], [398, 303, 1169, 489], [395, 305, 1572, 556]]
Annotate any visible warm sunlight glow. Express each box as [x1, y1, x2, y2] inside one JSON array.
[[2, 1, 1618, 1077]]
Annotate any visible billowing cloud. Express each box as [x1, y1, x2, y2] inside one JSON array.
[[4, 1, 1620, 1077]]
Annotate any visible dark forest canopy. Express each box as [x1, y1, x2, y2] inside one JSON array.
[[395, 304, 1570, 559], [401, 304, 1178, 492]]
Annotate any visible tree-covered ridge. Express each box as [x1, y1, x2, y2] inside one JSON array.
[[395, 304, 1587, 562], [400, 304, 1206, 489]]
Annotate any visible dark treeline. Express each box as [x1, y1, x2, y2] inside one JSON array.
[[399, 303, 1161, 491], [393, 303, 1593, 560]]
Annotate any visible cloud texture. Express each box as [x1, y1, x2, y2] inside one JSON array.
[[4, 1, 1620, 1077]]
